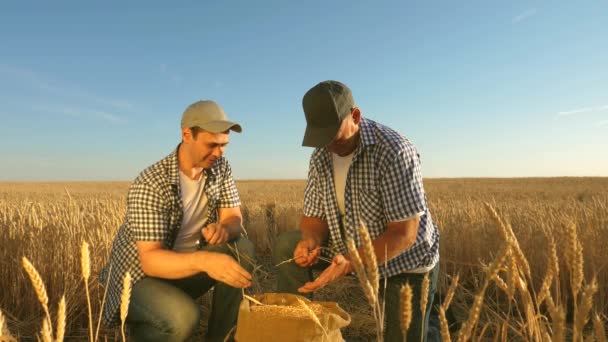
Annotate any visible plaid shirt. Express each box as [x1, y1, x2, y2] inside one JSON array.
[[303, 118, 439, 278], [98, 145, 241, 327]]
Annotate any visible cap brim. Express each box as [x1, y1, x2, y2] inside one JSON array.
[[302, 124, 340, 148], [200, 120, 242, 133]]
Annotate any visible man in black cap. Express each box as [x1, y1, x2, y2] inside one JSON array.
[[273, 81, 441, 341], [99, 100, 254, 342]]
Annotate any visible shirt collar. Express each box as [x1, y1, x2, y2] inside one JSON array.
[[358, 117, 376, 148]]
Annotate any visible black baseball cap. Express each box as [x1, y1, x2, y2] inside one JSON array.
[[302, 80, 354, 147]]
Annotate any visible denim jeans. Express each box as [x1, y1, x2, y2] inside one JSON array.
[[126, 236, 255, 342], [272, 230, 441, 342]]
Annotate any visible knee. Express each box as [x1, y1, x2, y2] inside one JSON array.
[[165, 301, 201, 341], [272, 230, 301, 265]]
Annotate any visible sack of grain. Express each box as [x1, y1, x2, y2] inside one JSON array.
[[234, 293, 351, 342]]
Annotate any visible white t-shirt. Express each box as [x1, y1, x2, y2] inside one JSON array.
[[173, 169, 209, 252], [331, 151, 355, 218]]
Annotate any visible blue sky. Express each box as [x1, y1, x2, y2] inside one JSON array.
[[1, 1, 606, 181]]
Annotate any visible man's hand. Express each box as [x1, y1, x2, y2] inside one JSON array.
[[203, 253, 252, 288], [201, 223, 230, 245], [298, 254, 351, 293], [294, 238, 321, 267]]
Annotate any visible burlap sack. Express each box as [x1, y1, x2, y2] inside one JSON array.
[[234, 293, 351, 342]]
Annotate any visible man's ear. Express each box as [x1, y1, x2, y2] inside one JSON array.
[[181, 127, 193, 142], [351, 107, 362, 125]]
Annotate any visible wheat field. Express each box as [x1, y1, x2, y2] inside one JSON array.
[[1, 178, 607, 341]]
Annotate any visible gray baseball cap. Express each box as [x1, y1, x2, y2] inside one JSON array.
[[181, 100, 242, 133], [302, 80, 354, 147]]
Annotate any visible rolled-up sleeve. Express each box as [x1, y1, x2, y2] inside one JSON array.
[[380, 147, 426, 222], [127, 182, 170, 241]]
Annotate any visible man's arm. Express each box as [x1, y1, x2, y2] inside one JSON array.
[[136, 242, 251, 288], [362, 216, 420, 264], [297, 217, 419, 293]]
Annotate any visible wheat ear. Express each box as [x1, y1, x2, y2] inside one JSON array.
[[41, 315, 53, 342], [442, 273, 459, 310], [400, 283, 412, 340], [420, 273, 430, 339], [358, 225, 379, 296], [574, 278, 598, 339], [55, 295, 66, 342], [120, 272, 132, 342], [438, 306, 451, 342], [346, 239, 377, 307], [81, 241, 94, 342], [22, 257, 52, 331]]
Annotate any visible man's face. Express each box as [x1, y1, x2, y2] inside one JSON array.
[[184, 128, 230, 169], [326, 109, 360, 156]]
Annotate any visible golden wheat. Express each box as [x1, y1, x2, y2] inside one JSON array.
[[593, 313, 607, 342], [56, 295, 66, 342], [120, 271, 131, 342], [399, 283, 412, 338], [2, 179, 608, 341]]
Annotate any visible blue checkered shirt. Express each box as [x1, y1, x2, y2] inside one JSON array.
[[303, 118, 439, 278], [98, 145, 241, 327]]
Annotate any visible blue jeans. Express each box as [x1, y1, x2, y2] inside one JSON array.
[[272, 230, 441, 342], [126, 237, 255, 342]]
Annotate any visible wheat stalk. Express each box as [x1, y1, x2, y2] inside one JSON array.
[[0, 309, 16, 341], [95, 264, 112, 342], [400, 283, 412, 341]]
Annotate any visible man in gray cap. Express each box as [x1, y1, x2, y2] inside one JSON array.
[[99, 100, 254, 342], [273, 81, 441, 341]]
